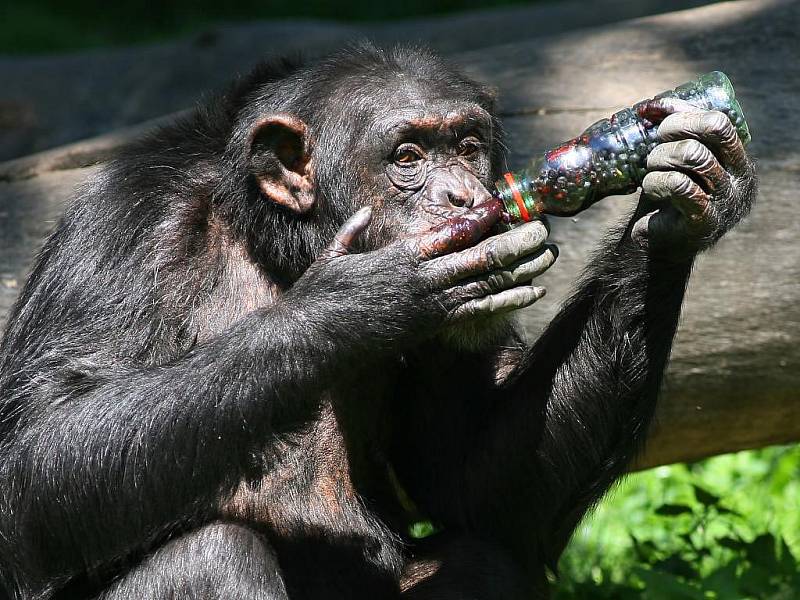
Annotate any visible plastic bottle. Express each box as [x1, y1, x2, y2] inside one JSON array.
[[494, 71, 750, 222]]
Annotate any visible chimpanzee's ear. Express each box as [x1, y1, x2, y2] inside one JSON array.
[[248, 115, 315, 214]]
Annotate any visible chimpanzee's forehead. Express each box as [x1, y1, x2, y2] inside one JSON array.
[[324, 65, 489, 119], [365, 77, 491, 128], [372, 103, 492, 138], [307, 58, 494, 148]]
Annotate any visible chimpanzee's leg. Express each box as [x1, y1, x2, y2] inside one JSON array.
[[400, 534, 535, 600], [96, 522, 289, 600]]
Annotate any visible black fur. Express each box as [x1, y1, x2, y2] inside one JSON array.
[[0, 44, 751, 599]]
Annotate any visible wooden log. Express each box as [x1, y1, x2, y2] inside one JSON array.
[[0, 0, 716, 161], [0, 0, 797, 469], [458, 0, 800, 469]]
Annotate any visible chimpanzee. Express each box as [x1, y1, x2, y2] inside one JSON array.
[[0, 44, 756, 599]]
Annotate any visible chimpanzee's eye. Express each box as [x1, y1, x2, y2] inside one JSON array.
[[393, 144, 424, 165], [458, 138, 482, 157]]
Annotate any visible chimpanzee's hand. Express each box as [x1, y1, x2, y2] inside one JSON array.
[[411, 210, 558, 323], [305, 202, 556, 341], [632, 101, 757, 258]]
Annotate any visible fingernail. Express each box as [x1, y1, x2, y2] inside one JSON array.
[[354, 206, 373, 225], [534, 286, 547, 299]]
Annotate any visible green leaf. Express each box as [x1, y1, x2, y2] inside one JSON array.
[[715, 506, 743, 517], [408, 520, 437, 539], [679, 532, 698, 551], [745, 533, 779, 572], [634, 567, 704, 600], [692, 485, 721, 507], [702, 562, 742, 599], [717, 536, 746, 552], [653, 554, 698, 579], [655, 503, 694, 517], [631, 534, 660, 563]]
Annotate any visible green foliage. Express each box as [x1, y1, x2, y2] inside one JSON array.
[[1, 0, 535, 55], [554, 445, 800, 599], [409, 520, 439, 539]]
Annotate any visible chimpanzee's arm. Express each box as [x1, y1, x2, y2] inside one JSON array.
[[394, 227, 691, 570], [393, 108, 757, 572], [0, 254, 408, 593], [0, 200, 501, 594], [479, 229, 693, 563]]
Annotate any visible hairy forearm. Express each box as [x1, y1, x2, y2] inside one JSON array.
[[392, 221, 695, 577], [476, 224, 694, 562], [0, 285, 397, 588]]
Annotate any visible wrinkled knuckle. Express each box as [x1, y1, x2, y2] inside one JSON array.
[[395, 239, 418, 261], [544, 247, 558, 266], [445, 262, 462, 281], [471, 279, 490, 296], [455, 303, 475, 319], [416, 261, 432, 278], [667, 171, 692, 195], [519, 228, 537, 248], [514, 232, 538, 257], [641, 171, 660, 193], [486, 272, 506, 292], [401, 247, 422, 268], [646, 144, 667, 169], [705, 111, 735, 138], [529, 220, 549, 242], [658, 112, 682, 133], [442, 287, 463, 307], [483, 242, 503, 269], [677, 139, 710, 166]]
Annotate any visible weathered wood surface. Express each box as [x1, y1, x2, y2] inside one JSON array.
[[0, 0, 715, 161], [0, 0, 797, 469], [457, 0, 800, 469]]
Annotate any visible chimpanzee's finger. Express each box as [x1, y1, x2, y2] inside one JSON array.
[[646, 140, 732, 196], [635, 97, 697, 127], [413, 200, 503, 260], [449, 244, 558, 299], [657, 110, 748, 176], [449, 285, 546, 322], [641, 171, 710, 227], [421, 220, 549, 285], [318, 206, 373, 260], [631, 206, 687, 248]]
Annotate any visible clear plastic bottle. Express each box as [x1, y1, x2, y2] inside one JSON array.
[[494, 71, 751, 222]]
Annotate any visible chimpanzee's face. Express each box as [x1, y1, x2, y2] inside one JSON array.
[[367, 102, 496, 239], [380, 105, 492, 218], [308, 74, 500, 248]]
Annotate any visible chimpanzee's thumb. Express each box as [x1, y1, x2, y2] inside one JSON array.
[[318, 206, 372, 260]]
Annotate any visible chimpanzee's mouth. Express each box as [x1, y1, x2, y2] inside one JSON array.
[[418, 202, 467, 223]]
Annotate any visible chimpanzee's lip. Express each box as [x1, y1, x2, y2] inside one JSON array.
[[419, 203, 467, 222], [416, 201, 510, 241]]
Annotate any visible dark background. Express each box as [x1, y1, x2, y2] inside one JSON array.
[[5, 0, 535, 54]]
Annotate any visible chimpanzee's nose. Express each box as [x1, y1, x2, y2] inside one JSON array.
[[447, 189, 473, 208], [430, 183, 473, 210], [430, 172, 493, 211], [445, 174, 492, 209]]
